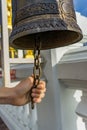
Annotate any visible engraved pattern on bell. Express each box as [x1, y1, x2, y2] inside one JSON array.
[[10, 0, 83, 50], [15, 3, 59, 25], [62, 3, 75, 16]]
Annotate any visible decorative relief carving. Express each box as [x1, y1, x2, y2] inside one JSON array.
[[13, 3, 59, 25], [59, 0, 76, 20], [11, 19, 66, 37]]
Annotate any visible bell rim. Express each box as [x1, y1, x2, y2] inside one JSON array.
[[10, 29, 83, 50]]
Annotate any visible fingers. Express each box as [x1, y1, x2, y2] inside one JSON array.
[[32, 93, 45, 99], [31, 81, 46, 103]]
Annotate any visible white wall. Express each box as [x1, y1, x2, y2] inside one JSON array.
[[37, 50, 62, 130], [60, 83, 80, 130], [76, 12, 87, 35]]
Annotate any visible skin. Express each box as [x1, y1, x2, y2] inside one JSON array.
[[0, 76, 46, 106]]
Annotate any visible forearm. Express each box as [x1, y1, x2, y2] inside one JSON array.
[[0, 87, 15, 105]]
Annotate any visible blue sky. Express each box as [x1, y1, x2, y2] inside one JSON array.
[[74, 0, 87, 17]]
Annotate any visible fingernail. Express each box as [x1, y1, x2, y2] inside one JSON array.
[[31, 93, 34, 97]]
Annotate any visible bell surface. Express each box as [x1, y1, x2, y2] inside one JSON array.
[[10, 0, 83, 50]]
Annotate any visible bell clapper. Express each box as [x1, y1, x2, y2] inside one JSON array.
[[31, 35, 42, 109]]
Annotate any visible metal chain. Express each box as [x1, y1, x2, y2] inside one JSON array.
[[31, 36, 42, 109]]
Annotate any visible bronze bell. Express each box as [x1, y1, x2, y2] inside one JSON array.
[[10, 0, 83, 50]]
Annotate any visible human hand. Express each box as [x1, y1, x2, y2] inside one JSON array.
[[12, 76, 46, 106]]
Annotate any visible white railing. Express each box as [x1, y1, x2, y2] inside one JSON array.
[[0, 104, 38, 130]]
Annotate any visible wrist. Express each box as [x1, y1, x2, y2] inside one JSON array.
[[0, 87, 16, 105]]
